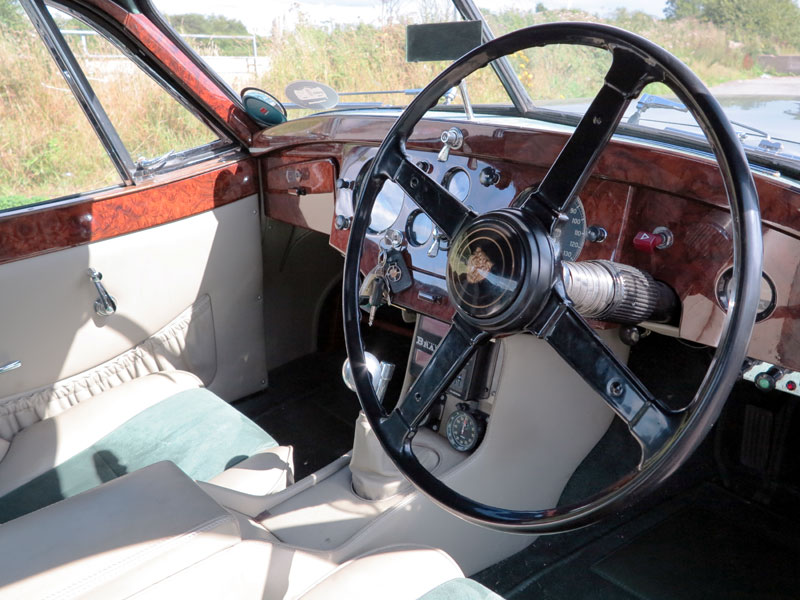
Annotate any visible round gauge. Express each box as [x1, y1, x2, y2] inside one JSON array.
[[368, 179, 405, 234], [442, 168, 471, 202], [551, 197, 586, 261], [715, 268, 776, 321], [406, 210, 434, 246], [445, 409, 484, 452]]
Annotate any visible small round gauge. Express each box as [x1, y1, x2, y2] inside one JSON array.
[[368, 179, 405, 234], [442, 168, 471, 202], [715, 268, 777, 321], [551, 197, 586, 261], [406, 209, 434, 246], [445, 409, 485, 452]]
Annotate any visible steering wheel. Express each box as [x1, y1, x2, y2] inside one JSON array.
[[343, 22, 763, 533]]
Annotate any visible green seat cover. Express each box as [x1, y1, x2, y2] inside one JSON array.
[[419, 578, 505, 600], [0, 388, 277, 523]]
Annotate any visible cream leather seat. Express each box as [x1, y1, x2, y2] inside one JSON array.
[[0, 371, 286, 523], [0, 461, 471, 600]]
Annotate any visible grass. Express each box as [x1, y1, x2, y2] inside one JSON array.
[[0, 6, 785, 209]]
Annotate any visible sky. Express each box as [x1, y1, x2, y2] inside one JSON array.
[[153, 0, 666, 35]]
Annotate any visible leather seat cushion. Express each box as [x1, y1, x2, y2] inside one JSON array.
[[0, 461, 243, 600], [0, 381, 277, 523]]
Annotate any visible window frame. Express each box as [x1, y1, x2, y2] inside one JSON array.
[[9, 0, 244, 212]]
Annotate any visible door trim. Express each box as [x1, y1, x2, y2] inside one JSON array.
[[0, 159, 256, 266]]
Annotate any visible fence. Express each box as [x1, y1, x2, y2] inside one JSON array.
[[62, 29, 266, 78]]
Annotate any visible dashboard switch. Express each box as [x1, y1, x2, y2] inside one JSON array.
[[743, 361, 800, 397], [755, 367, 782, 392], [334, 215, 351, 230], [633, 227, 673, 253], [479, 166, 500, 187], [438, 127, 464, 162]]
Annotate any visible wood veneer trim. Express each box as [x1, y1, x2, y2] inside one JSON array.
[[0, 160, 256, 266]]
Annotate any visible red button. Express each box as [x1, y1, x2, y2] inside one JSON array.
[[633, 231, 665, 254], [787, 381, 797, 391]]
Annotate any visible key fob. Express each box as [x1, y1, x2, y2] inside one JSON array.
[[383, 249, 413, 294]]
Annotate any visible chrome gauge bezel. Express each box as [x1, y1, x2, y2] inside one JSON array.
[[353, 159, 406, 235], [367, 179, 406, 235], [715, 267, 777, 322], [406, 209, 434, 246], [550, 196, 587, 261], [442, 167, 471, 202]]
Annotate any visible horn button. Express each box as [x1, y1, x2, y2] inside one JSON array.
[[446, 210, 554, 330]]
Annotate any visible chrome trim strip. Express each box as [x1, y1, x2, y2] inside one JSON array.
[[0, 361, 22, 375]]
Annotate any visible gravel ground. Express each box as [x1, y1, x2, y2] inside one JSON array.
[[710, 75, 800, 96]]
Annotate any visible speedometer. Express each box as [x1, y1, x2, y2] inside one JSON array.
[[551, 197, 587, 261]]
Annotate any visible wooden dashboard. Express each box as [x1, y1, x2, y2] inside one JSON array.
[[257, 113, 800, 372]]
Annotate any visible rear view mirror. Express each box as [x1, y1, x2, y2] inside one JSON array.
[[406, 21, 483, 62]]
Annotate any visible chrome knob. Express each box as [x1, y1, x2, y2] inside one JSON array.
[[342, 353, 395, 403], [427, 227, 446, 258], [437, 127, 463, 162]]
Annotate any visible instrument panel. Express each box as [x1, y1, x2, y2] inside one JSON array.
[[351, 154, 590, 264], [262, 112, 800, 373]]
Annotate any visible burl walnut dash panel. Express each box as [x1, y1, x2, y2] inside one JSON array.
[[0, 160, 256, 266], [263, 157, 337, 233]]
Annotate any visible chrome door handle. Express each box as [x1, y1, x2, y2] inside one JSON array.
[[87, 268, 117, 316], [0, 360, 21, 375]]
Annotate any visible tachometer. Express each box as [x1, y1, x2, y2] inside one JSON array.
[[551, 197, 586, 261]]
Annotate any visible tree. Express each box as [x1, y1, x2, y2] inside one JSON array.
[[166, 13, 249, 36], [0, 0, 26, 30], [664, 0, 703, 19], [664, 0, 800, 49]]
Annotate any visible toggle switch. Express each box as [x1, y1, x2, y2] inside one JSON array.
[[633, 226, 673, 254]]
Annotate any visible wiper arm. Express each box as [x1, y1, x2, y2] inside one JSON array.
[[627, 93, 687, 125], [628, 93, 784, 153]]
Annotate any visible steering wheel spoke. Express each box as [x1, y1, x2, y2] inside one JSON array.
[[521, 48, 658, 225], [381, 151, 475, 240], [379, 315, 489, 452], [529, 296, 680, 464]]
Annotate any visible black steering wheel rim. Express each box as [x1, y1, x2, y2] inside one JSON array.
[[343, 22, 763, 534]]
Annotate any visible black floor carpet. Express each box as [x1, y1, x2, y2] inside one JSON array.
[[490, 481, 800, 600], [234, 351, 358, 479], [593, 492, 800, 600]]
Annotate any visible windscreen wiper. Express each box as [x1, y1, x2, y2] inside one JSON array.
[[628, 93, 784, 153]]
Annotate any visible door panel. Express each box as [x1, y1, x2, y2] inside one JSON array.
[[0, 160, 267, 427]]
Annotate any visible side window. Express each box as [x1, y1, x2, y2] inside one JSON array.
[[50, 6, 221, 164], [0, 0, 121, 211]]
